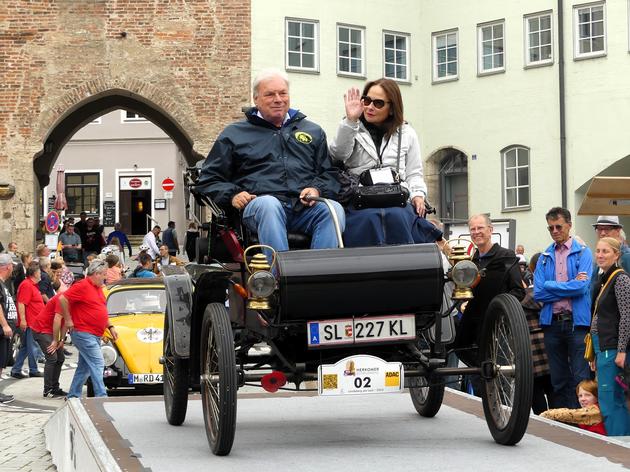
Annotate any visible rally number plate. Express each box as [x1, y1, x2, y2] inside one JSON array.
[[318, 355, 404, 396], [307, 314, 415, 347]]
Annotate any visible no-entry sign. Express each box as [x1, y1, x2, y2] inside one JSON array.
[[162, 178, 175, 192]]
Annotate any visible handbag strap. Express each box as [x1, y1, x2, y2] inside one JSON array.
[[593, 268, 623, 316], [395, 127, 401, 175]]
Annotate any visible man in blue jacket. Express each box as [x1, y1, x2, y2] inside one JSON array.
[[534, 207, 592, 409], [196, 69, 344, 253]]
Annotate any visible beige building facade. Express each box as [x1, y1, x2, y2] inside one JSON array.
[[252, 0, 630, 252]]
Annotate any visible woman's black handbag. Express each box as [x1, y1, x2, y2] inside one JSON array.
[[352, 127, 409, 209], [353, 183, 409, 209]]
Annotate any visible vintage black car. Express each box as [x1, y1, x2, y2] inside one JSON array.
[[160, 168, 533, 456]]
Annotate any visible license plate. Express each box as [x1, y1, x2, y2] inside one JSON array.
[[128, 373, 163, 384], [307, 315, 415, 347], [318, 355, 404, 396]]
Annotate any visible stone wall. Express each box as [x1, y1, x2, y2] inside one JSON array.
[[0, 0, 250, 250]]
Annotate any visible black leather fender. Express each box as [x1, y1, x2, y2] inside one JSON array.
[[163, 270, 194, 358]]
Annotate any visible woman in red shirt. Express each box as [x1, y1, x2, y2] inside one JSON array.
[[10, 262, 44, 379]]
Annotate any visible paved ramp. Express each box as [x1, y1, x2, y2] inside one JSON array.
[[69, 390, 630, 472]]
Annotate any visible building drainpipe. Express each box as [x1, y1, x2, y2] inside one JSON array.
[[558, 0, 567, 208]]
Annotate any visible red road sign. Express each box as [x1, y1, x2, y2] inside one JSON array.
[[45, 211, 60, 233], [129, 177, 142, 189], [162, 178, 175, 192]]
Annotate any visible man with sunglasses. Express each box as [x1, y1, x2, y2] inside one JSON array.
[[197, 69, 344, 254], [533, 207, 592, 409]]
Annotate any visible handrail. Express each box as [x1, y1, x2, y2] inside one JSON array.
[[146, 213, 160, 233], [304, 196, 344, 248]]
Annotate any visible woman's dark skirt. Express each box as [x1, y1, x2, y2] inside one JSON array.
[[343, 205, 442, 247]]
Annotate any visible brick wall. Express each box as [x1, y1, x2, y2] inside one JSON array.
[[0, 0, 250, 249]]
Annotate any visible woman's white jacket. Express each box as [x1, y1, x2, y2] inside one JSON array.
[[328, 118, 427, 199]]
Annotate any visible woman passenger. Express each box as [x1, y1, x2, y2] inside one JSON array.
[[328, 78, 442, 247]]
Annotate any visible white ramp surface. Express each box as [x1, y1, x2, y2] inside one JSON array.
[[101, 392, 629, 472]]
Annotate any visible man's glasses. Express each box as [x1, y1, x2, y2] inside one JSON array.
[[361, 96, 390, 109], [547, 224, 564, 232]]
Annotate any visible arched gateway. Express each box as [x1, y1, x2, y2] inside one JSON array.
[[0, 1, 250, 250]]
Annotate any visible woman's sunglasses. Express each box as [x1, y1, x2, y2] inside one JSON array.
[[361, 96, 390, 109]]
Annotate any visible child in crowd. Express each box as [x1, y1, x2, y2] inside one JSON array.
[[104, 254, 123, 285], [131, 253, 157, 278], [540, 379, 606, 435]]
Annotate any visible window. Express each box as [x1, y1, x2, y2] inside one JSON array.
[[502, 146, 530, 210], [574, 3, 606, 58], [383, 31, 409, 81], [286, 18, 319, 72], [121, 110, 147, 122], [66, 173, 100, 215], [432, 30, 458, 82], [337, 25, 365, 77], [525, 12, 553, 66], [478, 21, 505, 74]]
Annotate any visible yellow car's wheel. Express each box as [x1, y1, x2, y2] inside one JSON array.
[[200, 303, 237, 456]]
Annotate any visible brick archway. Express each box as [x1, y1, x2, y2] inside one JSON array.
[[34, 83, 203, 188], [0, 1, 250, 249]]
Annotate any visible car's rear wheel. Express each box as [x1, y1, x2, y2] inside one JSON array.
[[163, 313, 189, 425], [200, 303, 237, 456], [409, 376, 445, 417], [479, 294, 532, 446]]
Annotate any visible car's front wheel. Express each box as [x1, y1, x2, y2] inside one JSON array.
[[200, 303, 237, 456], [479, 294, 533, 446]]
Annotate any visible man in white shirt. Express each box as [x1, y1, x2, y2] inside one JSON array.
[[142, 226, 161, 259]]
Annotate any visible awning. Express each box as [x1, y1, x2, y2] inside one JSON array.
[[578, 176, 630, 215]]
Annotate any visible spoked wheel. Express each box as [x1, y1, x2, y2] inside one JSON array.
[[479, 294, 532, 445], [163, 313, 189, 426], [200, 303, 237, 456], [409, 376, 445, 417]]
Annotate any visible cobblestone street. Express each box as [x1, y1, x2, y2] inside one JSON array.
[[0, 347, 79, 471], [0, 408, 56, 471]]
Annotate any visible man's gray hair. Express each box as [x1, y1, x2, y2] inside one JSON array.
[[468, 214, 492, 227], [87, 259, 107, 275], [252, 68, 289, 99], [0, 254, 12, 267], [39, 257, 51, 269]]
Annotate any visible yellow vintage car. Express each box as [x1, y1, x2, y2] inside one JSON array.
[[89, 279, 166, 395]]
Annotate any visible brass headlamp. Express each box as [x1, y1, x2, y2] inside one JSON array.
[[243, 245, 277, 310], [446, 238, 479, 300]]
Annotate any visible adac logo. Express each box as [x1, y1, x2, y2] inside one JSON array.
[[294, 131, 312, 144]]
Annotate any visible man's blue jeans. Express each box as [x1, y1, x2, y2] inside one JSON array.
[[242, 196, 345, 251], [593, 333, 630, 436], [67, 331, 107, 398], [11, 328, 39, 376], [542, 320, 591, 408]]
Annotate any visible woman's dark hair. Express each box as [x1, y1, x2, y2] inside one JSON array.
[[362, 78, 404, 138], [529, 252, 541, 273]]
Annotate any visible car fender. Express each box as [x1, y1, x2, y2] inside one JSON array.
[[163, 271, 194, 358]]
